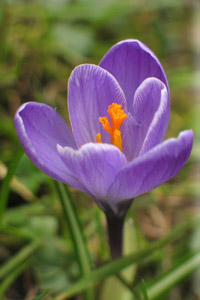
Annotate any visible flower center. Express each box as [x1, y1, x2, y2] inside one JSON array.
[[96, 103, 127, 151]]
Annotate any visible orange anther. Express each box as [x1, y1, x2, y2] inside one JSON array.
[[107, 103, 127, 131], [96, 103, 127, 151]]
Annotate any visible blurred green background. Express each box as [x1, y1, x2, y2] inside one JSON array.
[[0, 0, 200, 299]]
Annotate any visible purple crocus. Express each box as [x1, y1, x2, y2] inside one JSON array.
[[14, 40, 193, 257]]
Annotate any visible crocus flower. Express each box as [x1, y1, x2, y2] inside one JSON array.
[[14, 40, 193, 257]]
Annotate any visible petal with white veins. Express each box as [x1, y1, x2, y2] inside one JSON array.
[[68, 64, 127, 148], [14, 102, 88, 193], [57, 143, 127, 211], [108, 130, 193, 203], [100, 39, 168, 114]]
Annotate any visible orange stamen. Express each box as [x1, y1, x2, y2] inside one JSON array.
[[113, 129, 123, 152], [99, 117, 112, 136], [96, 133, 102, 143], [96, 103, 127, 151]]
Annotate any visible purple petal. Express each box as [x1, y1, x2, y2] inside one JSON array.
[[57, 143, 127, 210], [99, 39, 168, 114], [108, 130, 193, 203], [121, 78, 169, 160], [14, 102, 88, 192], [68, 64, 127, 148], [137, 79, 169, 155], [120, 113, 137, 161]]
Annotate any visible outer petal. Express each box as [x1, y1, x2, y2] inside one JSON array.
[[57, 143, 127, 209], [68, 64, 127, 148], [14, 102, 88, 192], [99, 39, 168, 114], [121, 78, 169, 160], [108, 130, 193, 203]]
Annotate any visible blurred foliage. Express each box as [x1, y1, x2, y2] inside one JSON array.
[[0, 0, 200, 299]]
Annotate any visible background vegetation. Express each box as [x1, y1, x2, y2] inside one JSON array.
[[0, 0, 200, 299]]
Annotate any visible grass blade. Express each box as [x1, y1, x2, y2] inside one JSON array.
[[0, 240, 41, 279], [32, 289, 49, 300], [0, 261, 29, 298], [54, 182, 93, 300], [141, 279, 149, 300], [116, 274, 142, 300], [0, 147, 24, 225], [147, 250, 200, 299], [55, 214, 200, 300]]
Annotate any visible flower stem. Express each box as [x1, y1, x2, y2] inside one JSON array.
[[106, 214, 125, 259]]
